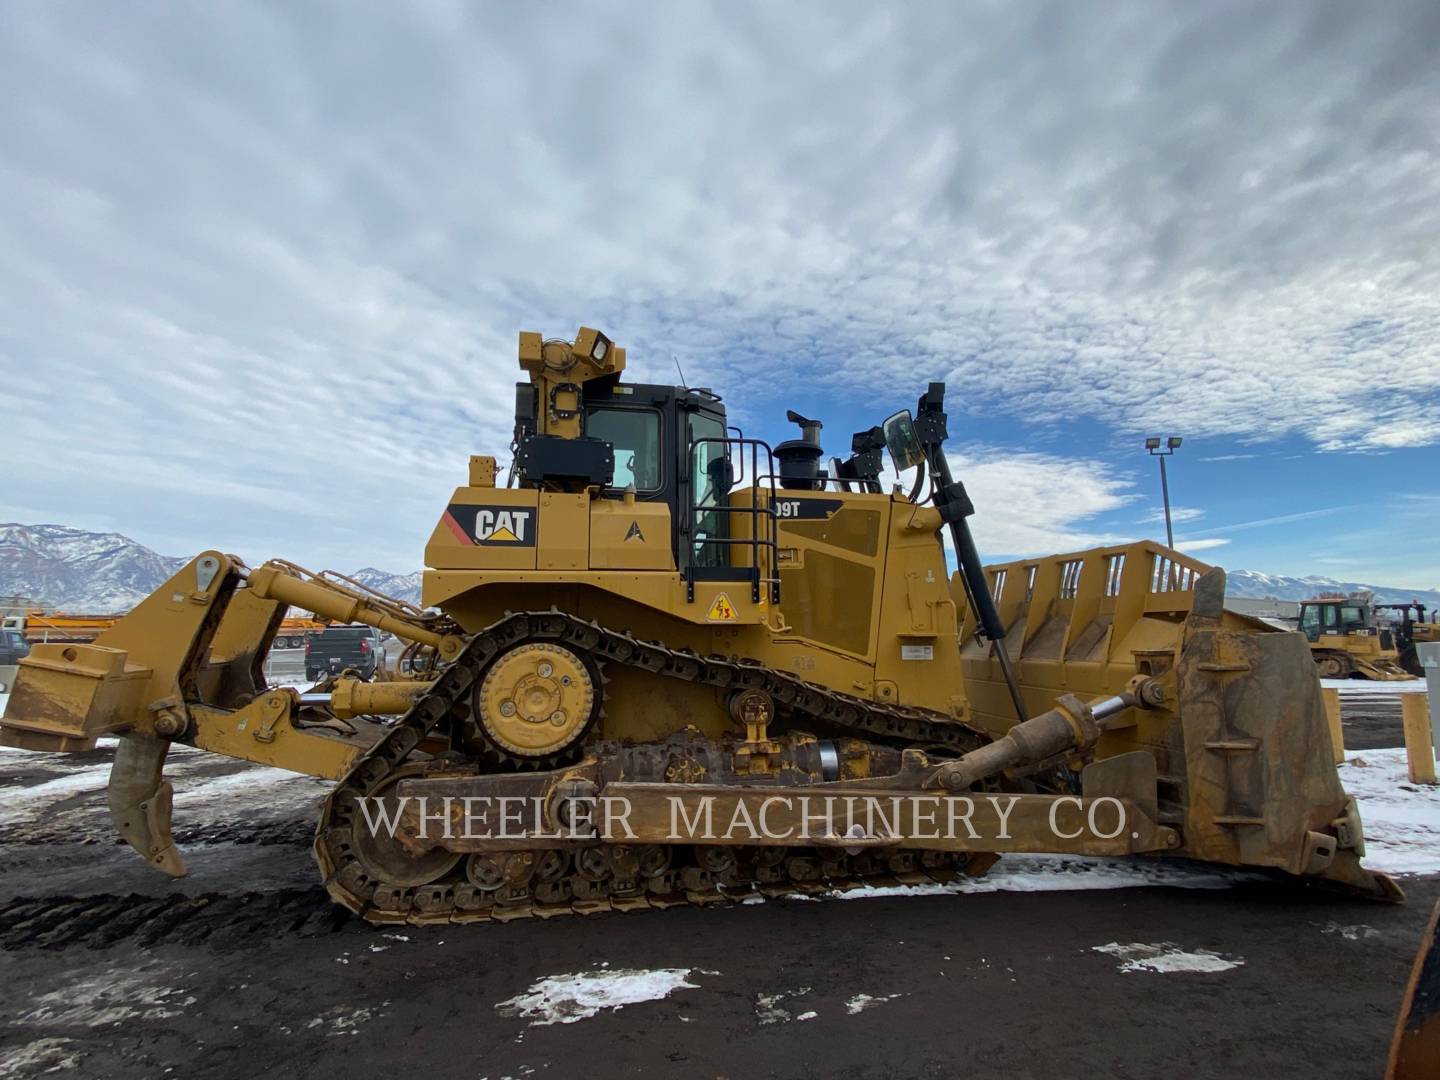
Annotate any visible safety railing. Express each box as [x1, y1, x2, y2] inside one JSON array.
[[686, 436, 781, 604]]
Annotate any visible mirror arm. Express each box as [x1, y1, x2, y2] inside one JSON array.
[[907, 458, 927, 503]]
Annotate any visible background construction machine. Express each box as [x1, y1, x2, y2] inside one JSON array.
[[1298, 593, 1415, 680], [0, 327, 1398, 925], [1375, 602, 1440, 678], [15, 609, 328, 649]]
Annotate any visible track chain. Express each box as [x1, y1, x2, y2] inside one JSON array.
[[314, 610, 994, 925]]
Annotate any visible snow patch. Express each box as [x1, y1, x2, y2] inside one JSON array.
[[1321, 922, 1379, 941], [497, 968, 702, 1027], [1321, 678, 1427, 693], [1339, 749, 1440, 875], [306, 1004, 387, 1036], [827, 853, 1250, 902], [17, 969, 196, 1027], [845, 993, 904, 1015], [1093, 942, 1242, 973], [0, 763, 114, 825], [754, 987, 813, 1025], [0, 1037, 80, 1077], [169, 764, 326, 810]]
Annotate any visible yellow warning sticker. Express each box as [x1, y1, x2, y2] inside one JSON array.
[[706, 592, 738, 621]]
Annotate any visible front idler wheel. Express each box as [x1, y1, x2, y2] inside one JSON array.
[[349, 776, 462, 888]]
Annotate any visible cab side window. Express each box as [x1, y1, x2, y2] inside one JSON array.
[[587, 408, 661, 491], [1300, 605, 1321, 642]]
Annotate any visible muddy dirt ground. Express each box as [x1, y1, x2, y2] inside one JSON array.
[[0, 680, 1435, 1079]]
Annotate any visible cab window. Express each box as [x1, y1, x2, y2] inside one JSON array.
[[587, 408, 661, 491], [689, 413, 729, 568], [1300, 605, 1321, 642], [1339, 605, 1365, 630]]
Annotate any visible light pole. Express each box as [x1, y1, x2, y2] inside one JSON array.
[[1145, 436, 1183, 548]]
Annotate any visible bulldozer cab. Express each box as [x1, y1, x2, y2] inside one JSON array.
[[511, 366, 783, 598], [1298, 598, 1372, 642]]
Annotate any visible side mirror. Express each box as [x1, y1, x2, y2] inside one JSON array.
[[882, 409, 925, 471]]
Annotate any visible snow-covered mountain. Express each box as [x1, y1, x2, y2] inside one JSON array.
[[1226, 569, 1440, 607], [349, 568, 423, 606], [0, 523, 187, 611], [0, 524, 425, 611]]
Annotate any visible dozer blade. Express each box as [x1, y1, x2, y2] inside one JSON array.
[[108, 733, 186, 877], [958, 541, 1401, 901], [1355, 657, 1416, 682]]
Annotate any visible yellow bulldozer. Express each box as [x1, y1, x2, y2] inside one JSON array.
[[1298, 593, 1416, 680], [1376, 602, 1440, 678], [0, 327, 1400, 925]]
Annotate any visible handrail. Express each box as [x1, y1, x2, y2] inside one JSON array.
[[686, 435, 780, 604]]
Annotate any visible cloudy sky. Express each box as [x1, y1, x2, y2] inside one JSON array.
[[3, 2, 1439, 586]]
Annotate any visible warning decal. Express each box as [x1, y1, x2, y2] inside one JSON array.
[[706, 592, 738, 622]]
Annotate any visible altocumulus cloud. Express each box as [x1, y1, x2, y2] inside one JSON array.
[[0, 1, 1437, 569]]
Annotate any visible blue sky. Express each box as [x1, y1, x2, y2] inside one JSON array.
[[2, 2, 1438, 585]]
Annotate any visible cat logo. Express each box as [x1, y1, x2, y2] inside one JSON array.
[[706, 592, 738, 622], [623, 520, 645, 543], [441, 504, 538, 547], [476, 509, 529, 543]]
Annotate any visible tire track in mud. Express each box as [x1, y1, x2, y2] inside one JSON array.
[[0, 820, 316, 847], [0, 888, 355, 950]]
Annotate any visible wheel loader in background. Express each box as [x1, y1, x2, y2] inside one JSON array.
[[0, 327, 1399, 925], [1298, 593, 1416, 680]]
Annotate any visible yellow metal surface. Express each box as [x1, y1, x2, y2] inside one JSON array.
[[776, 496, 888, 657], [0, 643, 148, 751], [248, 563, 463, 659], [329, 679, 432, 720], [517, 326, 626, 440], [537, 492, 589, 571], [424, 487, 541, 572], [1387, 901, 1440, 1079], [957, 542, 1217, 737], [189, 695, 362, 780], [468, 455, 498, 487], [476, 643, 594, 758], [425, 569, 774, 628], [1323, 686, 1345, 765], [1402, 693, 1437, 784], [590, 498, 674, 570], [956, 541, 1389, 894]]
